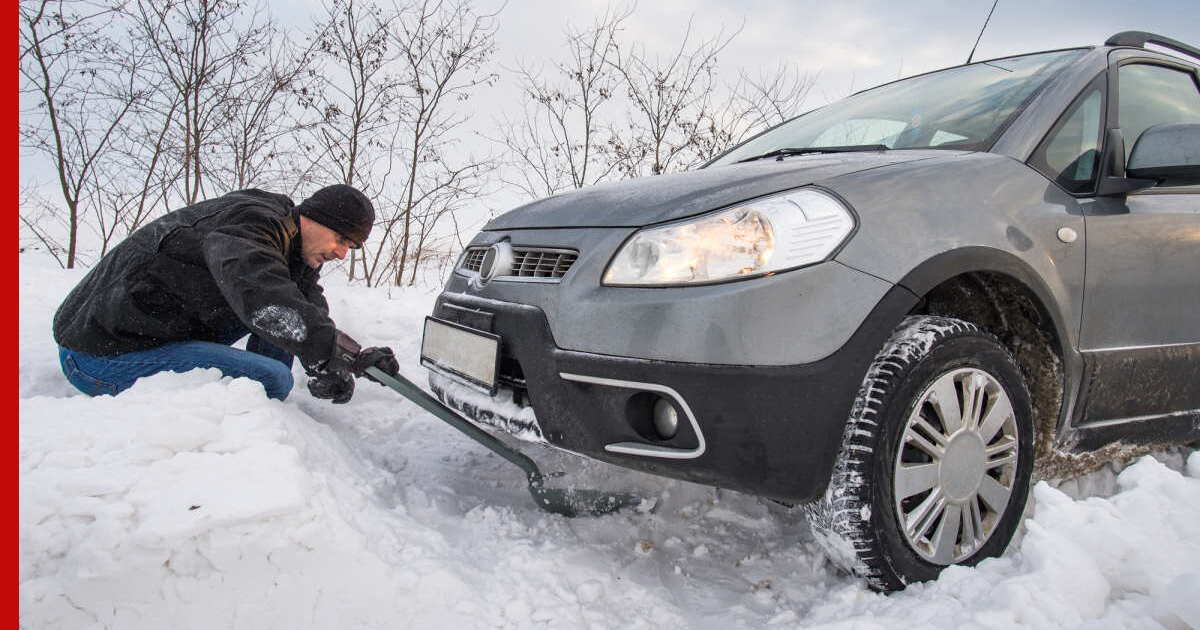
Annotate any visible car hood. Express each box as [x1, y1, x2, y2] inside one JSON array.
[[485, 150, 963, 230]]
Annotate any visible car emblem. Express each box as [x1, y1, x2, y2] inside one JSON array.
[[478, 241, 514, 284]]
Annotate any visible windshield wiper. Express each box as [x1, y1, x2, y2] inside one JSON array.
[[736, 144, 890, 164]]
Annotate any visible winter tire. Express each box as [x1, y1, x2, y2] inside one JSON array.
[[806, 315, 1034, 592]]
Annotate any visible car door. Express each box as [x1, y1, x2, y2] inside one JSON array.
[[1077, 53, 1200, 425]]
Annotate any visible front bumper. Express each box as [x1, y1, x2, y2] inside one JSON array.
[[427, 284, 918, 503]]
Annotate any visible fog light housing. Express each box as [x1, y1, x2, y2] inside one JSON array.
[[652, 397, 679, 440]]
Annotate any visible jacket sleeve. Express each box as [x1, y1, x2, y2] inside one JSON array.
[[300, 267, 331, 317], [202, 210, 338, 367]]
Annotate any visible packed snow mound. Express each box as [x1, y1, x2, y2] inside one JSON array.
[[800, 456, 1200, 630], [21, 372, 460, 629], [19, 370, 690, 629], [18, 255, 1200, 629]]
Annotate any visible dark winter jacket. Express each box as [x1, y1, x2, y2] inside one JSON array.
[[53, 189, 338, 368]]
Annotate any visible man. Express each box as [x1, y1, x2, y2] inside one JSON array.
[[53, 184, 399, 404]]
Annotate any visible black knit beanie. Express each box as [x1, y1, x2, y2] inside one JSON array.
[[297, 185, 375, 247]]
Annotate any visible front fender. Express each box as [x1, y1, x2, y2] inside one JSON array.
[[829, 151, 1085, 353]]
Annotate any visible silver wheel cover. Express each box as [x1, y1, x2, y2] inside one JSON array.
[[892, 367, 1019, 565]]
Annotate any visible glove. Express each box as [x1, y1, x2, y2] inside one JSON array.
[[307, 370, 354, 404], [318, 331, 399, 391], [352, 347, 399, 385], [327, 331, 399, 382], [303, 331, 362, 404]]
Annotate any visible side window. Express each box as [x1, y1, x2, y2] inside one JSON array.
[[1030, 87, 1103, 194], [1118, 63, 1200, 163]]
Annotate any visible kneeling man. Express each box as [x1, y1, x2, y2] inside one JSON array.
[[53, 184, 398, 403]]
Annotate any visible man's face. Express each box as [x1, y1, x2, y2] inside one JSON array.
[[299, 216, 356, 269]]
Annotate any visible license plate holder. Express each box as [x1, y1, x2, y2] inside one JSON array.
[[420, 317, 500, 395]]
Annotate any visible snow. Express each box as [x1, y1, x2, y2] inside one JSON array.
[[19, 254, 1200, 629], [250, 305, 308, 342], [430, 371, 546, 443]]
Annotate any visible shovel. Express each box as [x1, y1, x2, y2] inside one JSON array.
[[364, 366, 645, 517]]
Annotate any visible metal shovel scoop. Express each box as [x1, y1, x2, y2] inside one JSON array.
[[364, 366, 645, 517]]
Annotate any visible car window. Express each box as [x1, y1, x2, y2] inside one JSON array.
[[811, 118, 907, 147], [930, 130, 969, 146], [1118, 63, 1200, 163], [708, 49, 1084, 166], [1031, 87, 1103, 194]]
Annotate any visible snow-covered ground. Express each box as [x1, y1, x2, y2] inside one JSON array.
[[19, 255, 1200, 629]]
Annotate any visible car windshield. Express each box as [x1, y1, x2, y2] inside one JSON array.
[[708, 49, 1085, 166]]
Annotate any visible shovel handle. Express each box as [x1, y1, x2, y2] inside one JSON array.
[[364, 366, 645, 518], [364, 366, 543, 481]]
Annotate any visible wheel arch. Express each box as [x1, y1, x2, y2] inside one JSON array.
[[894, 247, 1073, 466]]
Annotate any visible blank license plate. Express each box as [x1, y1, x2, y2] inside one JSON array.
[[420, 317, 500, 394]]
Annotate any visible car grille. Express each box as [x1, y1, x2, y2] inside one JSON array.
[[460, 247, 578, 280], [462, 248, 487, 271]]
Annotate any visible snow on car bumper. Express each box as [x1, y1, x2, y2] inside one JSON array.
[[425, 284, 919, 503]]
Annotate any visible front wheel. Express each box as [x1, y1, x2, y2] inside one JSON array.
[[806, 315, 1034, 591]]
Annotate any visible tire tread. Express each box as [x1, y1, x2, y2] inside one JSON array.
[[806, 315, 1024, 591]]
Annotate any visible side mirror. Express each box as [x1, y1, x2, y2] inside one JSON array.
[[1126, 123, 1200, 186]]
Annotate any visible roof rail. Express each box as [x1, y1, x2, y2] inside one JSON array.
[[1106, 31, 1200, 61]]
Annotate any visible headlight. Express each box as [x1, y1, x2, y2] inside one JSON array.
[[603, 188, 855, 286]]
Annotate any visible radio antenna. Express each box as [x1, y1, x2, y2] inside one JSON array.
[[966, 0, 999, 64]]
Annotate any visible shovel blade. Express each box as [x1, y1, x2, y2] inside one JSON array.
[[528, 483, 645, 518]]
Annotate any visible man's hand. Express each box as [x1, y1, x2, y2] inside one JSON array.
[[312, 333, 399, 401], [308, 370, 354, 404], [352, 347, 399, 385]]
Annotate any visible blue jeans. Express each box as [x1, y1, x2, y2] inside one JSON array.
[[58, 331, 295, 400]]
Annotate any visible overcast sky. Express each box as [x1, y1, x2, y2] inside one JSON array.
[[493, 0, 1195, 96], [23, 0, 1200, 253], [438, 0, 1200, 226], [284, 0, 1200, 110]]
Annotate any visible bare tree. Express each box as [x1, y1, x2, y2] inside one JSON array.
[[87, 173, 144, 256], [215, 31, 318, 193], [692, 62, 819, 162], [495, 6, 630, 199], [735, 63, 819, 130], [85, 8, 189, 254], [22, 0, 337, 265], [305, 0, 405, 282], [610, 20, 738, 176], [397, 156, 490, 286], [20, 0, 820, 283], [20, 186, 70, 266], [401, 225, 461, 286], [104, 88, 182, 239], [86, 110, 181, 256], [73, 0, 295, 255], [20, 0, 136, 268], [377, 0, 497, 287], [130, 0, 276, 205]]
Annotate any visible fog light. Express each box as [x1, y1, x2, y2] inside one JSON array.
[[652, 397, 679, 439]]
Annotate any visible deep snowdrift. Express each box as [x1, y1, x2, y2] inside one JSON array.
[[19, 256, 1200, 629]]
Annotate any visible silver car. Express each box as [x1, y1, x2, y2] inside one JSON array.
[[421, 31, 1200, 590]]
